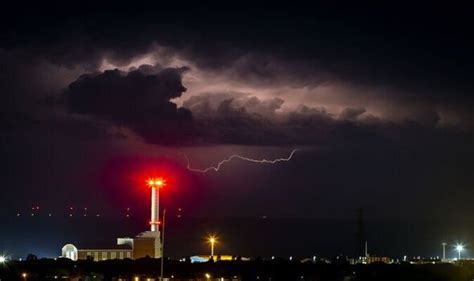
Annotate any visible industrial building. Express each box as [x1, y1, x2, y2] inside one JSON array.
[[61, 244, 132, 261], [61, 178, 164, 261]]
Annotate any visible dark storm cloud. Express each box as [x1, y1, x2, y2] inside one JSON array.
[[183, 94, 285, 118], [339, 107, 366, 121], [60, 66, 472, 147], [182, 93, 385, 146], [2, 2, 473, 93], [182, 93, 469, 148], [1, 2, 473, 143], [64, 65, 193, 144]]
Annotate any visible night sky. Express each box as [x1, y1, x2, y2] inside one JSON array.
[[1, 2, 473, 259]]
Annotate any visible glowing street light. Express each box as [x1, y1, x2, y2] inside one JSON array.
[[0, 256, 6, 264], [456, 244, 465, 260], [22, 272, 28, 280], [208, 235, 217, 259]]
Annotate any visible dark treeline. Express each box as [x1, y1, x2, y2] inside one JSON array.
[[1, 257, 474, 281]]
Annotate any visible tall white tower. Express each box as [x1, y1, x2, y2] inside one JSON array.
[[136, 177, 166, 258], [148, 178, 165, 231], [118, 177, 166, 259], [150, 184, 159, 231]]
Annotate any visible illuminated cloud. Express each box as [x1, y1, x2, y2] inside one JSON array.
[[2, 3, 473, 146]]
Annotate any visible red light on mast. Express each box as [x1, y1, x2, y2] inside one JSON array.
[[147, 177, 166, 188]]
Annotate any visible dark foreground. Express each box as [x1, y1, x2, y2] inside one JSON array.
[[2, 258, 474, 281]]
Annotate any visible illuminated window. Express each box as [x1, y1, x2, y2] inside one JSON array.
[[101, 252, 107, 260], [119, 252, 124, 259], [111, 252, 116, 259]]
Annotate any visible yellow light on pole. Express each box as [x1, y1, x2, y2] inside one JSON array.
[[22, 272, 28, 280], [208, 235, 217, 259], [205, 273, 211, 280], [456, 244, 465, 260]]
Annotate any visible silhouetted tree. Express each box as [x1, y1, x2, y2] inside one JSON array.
[[26, 254, 37, 261]]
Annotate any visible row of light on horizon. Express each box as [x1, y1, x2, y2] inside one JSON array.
[[15, 206, 130, 218], [15, 206, 184, 218], [135, 274, 240, 281]]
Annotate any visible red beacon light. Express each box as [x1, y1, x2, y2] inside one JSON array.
[[147, 177, 166, 188]]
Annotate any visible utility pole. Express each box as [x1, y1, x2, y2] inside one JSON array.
[[365, 241, 368, 257], [160, 209, 166, 281], [355, 208, 366, 258], [442, 242, 447, 260]]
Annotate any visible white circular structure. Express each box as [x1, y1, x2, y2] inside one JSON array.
[[62, 244, 78, 261]]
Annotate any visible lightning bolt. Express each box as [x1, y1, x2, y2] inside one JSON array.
[[183, 149, 298, 173]]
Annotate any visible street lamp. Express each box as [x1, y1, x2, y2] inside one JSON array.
[[442, 243, 447, 260], [161, 208, 167, 281], [208, 235, 217, 259], [22, 272, 28, 281], [456, 244, 464, 260], [0, 256, 6, 264]]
